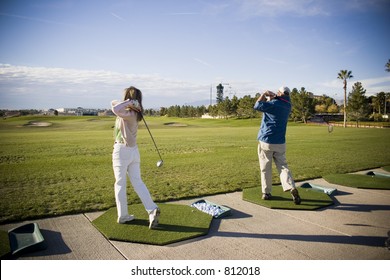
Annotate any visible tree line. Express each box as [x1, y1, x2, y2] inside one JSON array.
[[151, 86, 389, 123]]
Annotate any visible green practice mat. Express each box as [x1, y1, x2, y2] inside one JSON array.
[[243, 186, 334, 210], [324, 174, 390, 190], [92, 203, 213, 246]]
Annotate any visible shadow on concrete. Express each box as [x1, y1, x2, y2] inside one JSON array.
[[223, 207, 253, 220], [213, 231, 387, 248], [333, 203, 390, 212], [204, 206, 387, 248], [11, 229, 72, 259], [166, 207, 252, 247]]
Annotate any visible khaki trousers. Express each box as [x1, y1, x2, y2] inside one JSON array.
[[258, 141, 295, 194]]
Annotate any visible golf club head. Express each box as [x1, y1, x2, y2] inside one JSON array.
[[157, 160, 163, 167]]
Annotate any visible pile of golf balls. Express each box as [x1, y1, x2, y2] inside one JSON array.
[[191, 202, 224, 217]]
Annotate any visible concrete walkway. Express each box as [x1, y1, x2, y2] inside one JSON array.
[[1, 169, 390, 260]]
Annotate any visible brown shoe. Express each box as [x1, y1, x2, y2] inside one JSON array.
[[291, 188, 301, 205], [262, 193, 272, 200]]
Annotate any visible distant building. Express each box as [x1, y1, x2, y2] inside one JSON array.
[[307, 92, 323, 101], [55, 107, 103, 116], [201, 113, 224, 119]]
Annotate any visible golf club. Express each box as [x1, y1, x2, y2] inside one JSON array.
[[141, 114, 164, 167]]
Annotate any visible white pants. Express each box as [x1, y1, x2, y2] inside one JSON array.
[[258, 141, 295, 194], [112, 143, 157, 218]]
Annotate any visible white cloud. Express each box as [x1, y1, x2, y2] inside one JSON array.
[[0, 12, 74, 26], [320, 76, 390, 96], [234, 0, 389, 20], [235, 0, 330, 18], [0, 64, 269, 109], [358, 76, 390, 95], [164, 12, 200, 16], [263, 57, 288, 64], [343, 0, 390, 11], [0, 64, 211, 109], [202, 3, 232, 16], [110, 12, 126, 21], [193, 58, 212, 67]]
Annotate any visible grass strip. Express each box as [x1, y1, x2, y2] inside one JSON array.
[[382, 166, 390, 172], [243, 186, 334, 210], [323, 174, 390, 190]]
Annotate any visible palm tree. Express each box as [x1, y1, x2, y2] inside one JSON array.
[[386, 61, 390, 118], [337, 70, 353, 128], [386, 59, 390, 72]]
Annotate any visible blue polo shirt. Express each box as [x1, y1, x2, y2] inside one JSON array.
[[254, 96, 291, 144]]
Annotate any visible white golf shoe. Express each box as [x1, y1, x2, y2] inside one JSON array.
[[149, 207, 160, 229], [117, 215, 135, 224]]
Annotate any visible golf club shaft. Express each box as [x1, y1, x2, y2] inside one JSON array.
[[141, 115, 163, 161]]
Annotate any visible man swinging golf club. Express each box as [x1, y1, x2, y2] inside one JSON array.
[[111, 86, 160, 228], [254, 86, 301, 205]]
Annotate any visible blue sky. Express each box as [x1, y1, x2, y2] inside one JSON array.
[[1, 0, 389, 110]]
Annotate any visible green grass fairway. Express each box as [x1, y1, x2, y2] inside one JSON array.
[[243, 186, 334, 210], [324, 174, 390, 190], [92, 204, 212, 245], [1, 116, 389, 223]]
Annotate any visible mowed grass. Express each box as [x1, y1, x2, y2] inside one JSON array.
[[0, 116, 389, 223]]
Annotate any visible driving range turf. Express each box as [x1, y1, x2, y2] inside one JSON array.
[[324, 174, 390, 190], [242, 186, 334, 210], [1, 116, 389, 224], [92, 203, 213, 245]]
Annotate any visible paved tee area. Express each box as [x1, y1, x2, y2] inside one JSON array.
[[1, 169, 390, 260]]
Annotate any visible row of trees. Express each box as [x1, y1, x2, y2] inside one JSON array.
[[290, 83, 389, 125], [154, 86, 388, 122], [156, 95, 261, 119], [157, 105, 207, 118], [0, 109, 41, 117]]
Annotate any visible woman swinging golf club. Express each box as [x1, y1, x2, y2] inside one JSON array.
[[111, 86, 160, 229]]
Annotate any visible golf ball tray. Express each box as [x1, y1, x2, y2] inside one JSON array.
[[191, 199, 231, 219]]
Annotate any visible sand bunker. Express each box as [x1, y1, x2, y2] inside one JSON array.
[[25, 121, 52, 127], [164, 122, 187, 127]]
